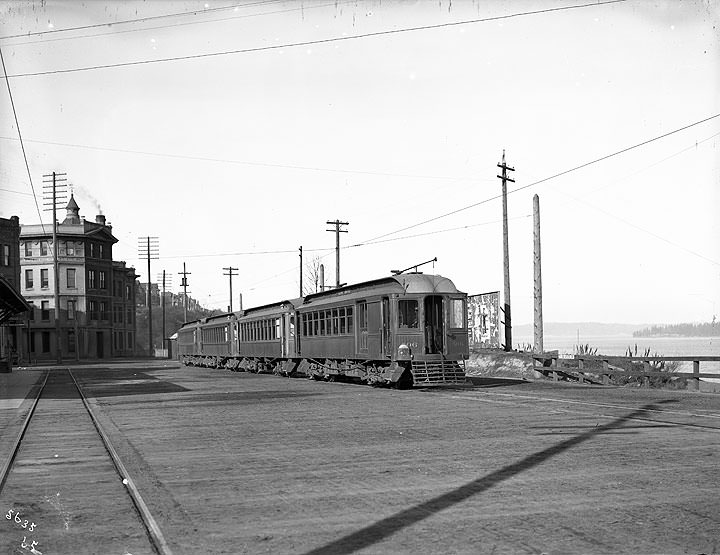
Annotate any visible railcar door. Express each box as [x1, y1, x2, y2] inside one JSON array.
[[381, 296, 391, 357], [282, 313, 296, 357], [366, 300, 382, 358], [424, 295, 444, 354]]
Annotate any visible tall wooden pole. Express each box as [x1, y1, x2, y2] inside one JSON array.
[[497, 151, 515, 352], [326, 220, 348, 288], [533, 194, 544, 353]]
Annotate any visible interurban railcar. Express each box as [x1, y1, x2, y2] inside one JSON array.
[[178, 273, 469, 387]]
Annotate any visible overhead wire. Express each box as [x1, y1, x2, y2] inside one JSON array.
[[0, 45, 45, 233], [355, 113, 720, 246], [1, 0, 358, 47], [0, 0, 288, 40], [3, 0, 628, 78], [0, 135, 484, 182]]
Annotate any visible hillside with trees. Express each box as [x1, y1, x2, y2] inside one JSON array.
[[633, 321, 719, 337]]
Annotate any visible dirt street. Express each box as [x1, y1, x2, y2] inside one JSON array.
[[4, 362, 720, 554]]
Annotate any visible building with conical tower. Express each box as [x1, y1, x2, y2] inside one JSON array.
[[18, 195, 137, 361]]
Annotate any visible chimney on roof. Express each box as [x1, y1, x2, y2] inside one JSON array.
[[96, 215, 106, 225]]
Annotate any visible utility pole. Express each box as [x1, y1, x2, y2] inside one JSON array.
[[299, 246, 303, 297], [223, 266, 238, 312], [497, 151, 515, 352], [138, 237, 159, 355], [157, 270, 172, 356], [533, 194, 544, 353], [326, 219, 348, 288], [179, 262, 191, 322], [42, 171, 67, 364]]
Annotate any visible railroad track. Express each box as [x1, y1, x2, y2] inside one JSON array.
[[0, 369, 172, 555]]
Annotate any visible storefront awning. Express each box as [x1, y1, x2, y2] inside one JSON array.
[[0, 275, 30, 325]]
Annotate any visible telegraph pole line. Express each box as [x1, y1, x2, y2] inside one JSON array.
[[138, 236, 159, 355], [326, 219, 348, 288], [179, 262, 191, 322], [223, 266, 238, 312], [157, 270, 172, 356], [497, 151, 515, 352], [42, 171, 67, 364]]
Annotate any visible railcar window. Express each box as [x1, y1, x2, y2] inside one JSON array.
[[398, 300, 419, 328], [339, 307, 346, 334], [332, 308, 339, 334], [347, 306, 354, 333], [451, 299, 465, 328]]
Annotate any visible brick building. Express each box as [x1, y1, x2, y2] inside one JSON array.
[[19, 195, 137, 361], [0, 215, 29, 369]]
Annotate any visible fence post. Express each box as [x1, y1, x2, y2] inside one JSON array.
[[693, 360, 700, 391]]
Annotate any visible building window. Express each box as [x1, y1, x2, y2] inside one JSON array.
[[68, 330, 76, 353], [40, 241, 48, 256], [41, 301, 50, 321], [99, 271, 106, 290], [41, 331, 50, 353], [98, 244, 104, 259], [125, 284, 131, 300], [67, 268, 76, 289], [100, 301, 108, 321], [89, 300, 98, 321], [67, 300, 76, 320], [126, 307, 133, 324], [41, 268, 49, 289], [127, 332, 133, 349], [1, 244, 9, 266], [88, 270, 96, 289], [66, 242, 75, 256], [28, 301, 35, 321], [24, 242, 32, 257], [25, 269, 33, 289]]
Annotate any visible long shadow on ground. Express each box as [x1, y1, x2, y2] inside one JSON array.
[[304, 399, 679, 555]]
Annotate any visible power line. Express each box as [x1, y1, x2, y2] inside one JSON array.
[[0, 45, 45, 233], [1, 0, 354, 47], [3, 0, 627, 78], [356, 113, 720, 246], [0, 135, 484, 182], [0, 0, 287, 40]]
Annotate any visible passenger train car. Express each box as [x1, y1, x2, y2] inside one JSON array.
[[178, 273, 469, 387]]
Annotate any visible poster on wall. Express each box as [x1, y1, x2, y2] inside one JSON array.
[[467, 291, 500, 349]]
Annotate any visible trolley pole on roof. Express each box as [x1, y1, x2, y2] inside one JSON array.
[[223, 266, 238, 312], [497, 151, 515, 352], [326, 220, 348, 288], [179, 262, 191, 322], [299, 246, 303, 297]]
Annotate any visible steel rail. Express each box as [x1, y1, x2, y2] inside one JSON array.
[[0, 371, 50, 494], [67, 369, 174, 555]]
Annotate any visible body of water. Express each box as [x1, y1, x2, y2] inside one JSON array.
[[514, 334, 719, 358]]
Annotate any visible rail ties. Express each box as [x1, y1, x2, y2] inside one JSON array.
[[0, 369, 172, 555]]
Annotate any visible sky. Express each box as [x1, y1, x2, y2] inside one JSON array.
[[0, 0, 718, 327]]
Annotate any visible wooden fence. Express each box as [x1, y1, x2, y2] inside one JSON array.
[[532, 354, 720, 390]]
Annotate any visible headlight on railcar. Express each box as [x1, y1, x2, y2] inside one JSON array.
[[397, 344, 412, 360]]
